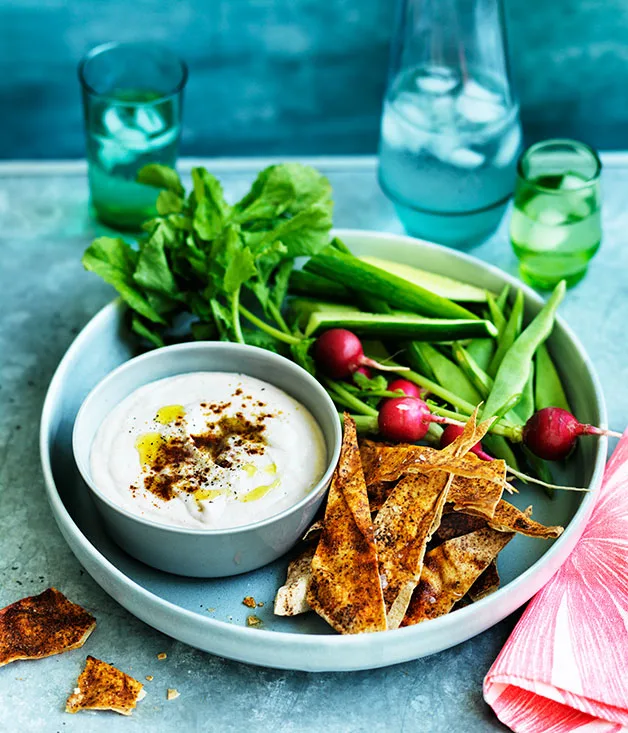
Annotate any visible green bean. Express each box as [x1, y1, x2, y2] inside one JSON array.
[[535, 343, 571, 412], [404, 341, 436, 381], [414, 343, 482, 405], [514, 362, 535, 423], [451, 342, 493, 398], [466, 337, 495, 372], [486, 293, 507, 336], [496, 284, 511, 312], [488, 289, 524, 377], [482, 281, 566, 421]]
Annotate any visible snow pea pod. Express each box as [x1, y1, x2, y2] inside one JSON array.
[[488, 289, 525, 377], [513, 361, 536, 423], [486, 293, 507, 336], [451, 342, 492, 398], [535, 343, 571, 412], [481, 281, 566, 421], [414, 343, 482, 405], [466, 337, 495, 372], [404, 341, 436, 381], [496, 284, 511, 312]]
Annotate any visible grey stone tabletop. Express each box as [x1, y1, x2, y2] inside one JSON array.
[[1, 155, 628, 733]]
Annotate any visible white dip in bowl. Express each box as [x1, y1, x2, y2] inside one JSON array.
[[90, 371, 327, 530]]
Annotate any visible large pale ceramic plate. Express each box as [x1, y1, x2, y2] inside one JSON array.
[[40, 229, 607, 672]]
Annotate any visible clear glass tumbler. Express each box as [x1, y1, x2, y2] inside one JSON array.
[[79, 42, 187, 231], [378, 0, 522, 247], [510, 139, 602, 290]]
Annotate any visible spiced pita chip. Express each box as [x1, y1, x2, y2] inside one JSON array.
[[0, 588, 95, 668], [489, 500, 564, 539], [436, 510, 488, 542], [359, 438, 427, 484], [359, 439, 383, 479], [402, 527, 514, 626], [468, 560, 500, 602], [368, 480, 398, 513], [375, 471, 452, 629], [445, 457, 506, 519], [307, 414, 387, 634], [274, 546, 315, 617], [66, 655, 145, 715]]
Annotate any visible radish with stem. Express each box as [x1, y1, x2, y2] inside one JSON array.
[[378, 396, 453, 443], [314, 329, 408, 379], [521, 407, 623, 461]]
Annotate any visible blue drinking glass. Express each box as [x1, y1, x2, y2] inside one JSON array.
[[79, 41, 188, 231]]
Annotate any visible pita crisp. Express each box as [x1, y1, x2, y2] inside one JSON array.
[[0, 588, 95, 668], [307, 414, 387, 634], [402, 527, 514, 626], [445, 457, 506, 519], [468, 560, 501, 602], [375, 470, 452, 628], [66, 655, 145, 715], [274, 545, 315, 617], [488, 500, 564, 539], [435, 509, 487, 542]]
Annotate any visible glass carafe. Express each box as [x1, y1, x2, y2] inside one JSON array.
[[378, 0, 522, 247]]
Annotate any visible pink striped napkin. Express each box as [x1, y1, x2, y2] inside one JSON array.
[[484, 433, 628, 733]]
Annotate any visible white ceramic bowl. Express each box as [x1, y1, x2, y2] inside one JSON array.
[[72, 342, 342, 578]]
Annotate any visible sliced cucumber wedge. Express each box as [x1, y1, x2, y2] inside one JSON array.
[[304, 310, 497, 340], [359, 256, 489, 303]]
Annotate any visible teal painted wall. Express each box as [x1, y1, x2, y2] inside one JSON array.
[[0, 0, 625, 158]]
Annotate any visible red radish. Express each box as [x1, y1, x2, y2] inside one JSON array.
[[440, 424, 493, 461], [314, 329, 407, 379], [378, 397, 451, 442], [388, 378, 425, 400], [523, 407, 622, 461]]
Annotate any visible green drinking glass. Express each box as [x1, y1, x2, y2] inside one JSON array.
[[79, 42, 187, 231], [510, 139, 602, 289]]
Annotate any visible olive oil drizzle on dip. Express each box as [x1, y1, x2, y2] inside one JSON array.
[[134, 405, 277, 503], [90, 372, 327, 529]]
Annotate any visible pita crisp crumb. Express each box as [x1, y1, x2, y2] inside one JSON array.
[[242, 596, 256, 608], [65, 656, 145, 716], [167, 688, 180, 701], [0, 588, 95, 668], [157, 652, 167, 660]]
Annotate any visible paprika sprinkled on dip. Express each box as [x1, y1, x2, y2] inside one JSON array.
[[89, 372, 327, 529]]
